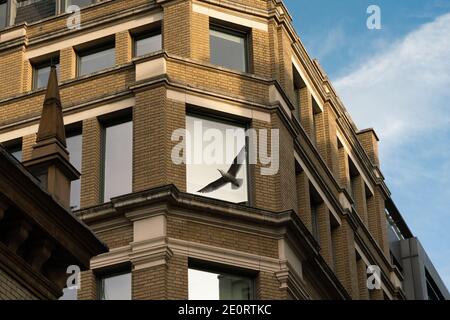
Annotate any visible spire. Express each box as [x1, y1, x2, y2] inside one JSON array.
[[35, 65, 66, 147], [23, 66, 79, 209]]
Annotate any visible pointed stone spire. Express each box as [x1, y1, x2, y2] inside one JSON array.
[[36, 65, 66, 147], [23, 66, 80, 209]]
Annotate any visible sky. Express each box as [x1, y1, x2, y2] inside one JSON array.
[[284, 0, 450, 288]]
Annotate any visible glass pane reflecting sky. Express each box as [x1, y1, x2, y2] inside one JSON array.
[[186, 116, 248, 204], [103, 121, 132, 202], [210, 29, 246, 72], [101, 273, 131, 300], [135, 34, 162, 57], [36, 64, 60, 89], [79, 47, 115, 76], [67, 133, 82, 210]]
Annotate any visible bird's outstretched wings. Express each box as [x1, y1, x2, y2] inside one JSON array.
[[198, 176, 227, 193], [227, 146, 246, 177]]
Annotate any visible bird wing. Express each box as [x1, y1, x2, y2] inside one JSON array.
[[227, 146, 246, 177], [197, 176, 228, 193]]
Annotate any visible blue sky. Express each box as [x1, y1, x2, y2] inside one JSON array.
[[284, 0, 450, 288]]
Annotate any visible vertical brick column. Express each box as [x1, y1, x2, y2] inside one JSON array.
[[251, 29, 271, 78], [78, 270, 97, 300], [367, 188, 390, 257], [256, 272, 287, 300], [23, 59, 32, 92], [21, 134, 36, 162], [167, 255, 188, 299], [116, 31, 132, 65], [357, 258, 369, 300], [351, 175, 368, 226], [0, 50, 25, 99], [132, 265, 166, 300], [357, 129, 380, 167], [268, 21, 281, 82], [277, 26, 294, 102], [337, 145, 350, 191], [331, 218, 359, 298], [163, 0, 191, 57], [299, 87, 314, 140], [60, 47, 77, 81], [369, 288, 384, 300], [80, 118, 102, 208], [317, 203, 333, 267], [191, 9, 209, 62], [296, 171, 312, 232], [323, 104, 339, 177]]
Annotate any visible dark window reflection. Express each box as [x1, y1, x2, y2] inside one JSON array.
[[103, 120, 132, 202], [99, 272, 131, 300], [210, 26, 247, 72], [67, 131, 82, 210], [134, 33, 162, 57], [34, 59, 60, 89], [78, 46, 115, 76], [0, 1, 7, 29]]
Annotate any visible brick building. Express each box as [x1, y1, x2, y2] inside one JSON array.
[[0, 0, 447, 300]]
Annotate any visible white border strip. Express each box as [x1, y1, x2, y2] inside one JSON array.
[[0, 97, 135, 142], [166, 89, 271, 123], [25, 11, 163, 60], [292, 55, 324, 112], [192, 3, 268, 32]]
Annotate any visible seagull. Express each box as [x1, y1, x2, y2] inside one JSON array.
[[198, 146, 246, 194]]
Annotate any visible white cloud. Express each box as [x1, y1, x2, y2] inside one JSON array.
[[334, 13, 450, 153]]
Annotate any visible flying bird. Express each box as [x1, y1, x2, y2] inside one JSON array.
[[198, 146, 246, 194]]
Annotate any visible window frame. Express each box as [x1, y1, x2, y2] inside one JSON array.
[[66, 123, 83, 211], [209, 22, 250, 73], [188, 260, 256, 300], [32, 56, 60, 90], [63, 0, 96, 11], [99, 108, 133, 203], [132, 27, 162, 58], [76, 40, 116, 77], [186, 108, 252, 206], [96, 268, 132, 300], [2, 137, 23, 162]]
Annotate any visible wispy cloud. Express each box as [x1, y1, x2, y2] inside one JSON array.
[[334, 13, 450, 289]]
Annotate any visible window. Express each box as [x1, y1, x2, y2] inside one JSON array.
[[312, 98, 321, 145], [0, 0, 7, 29], [33, 57, 60, 90], [3, 138, 22, 162], [78, 42, 115, 76], [210, 24, 248, 72], [186, 114, 249, 204], [64, 0, 95, 11], [309, 183, 322, 242], [98, 272, 131, 300], [293, 64, 306, 120], [134, 30, 162, 57], [102, 115, 133, 202], [66, 126, 82, 210], [188, 267, 254, 300]]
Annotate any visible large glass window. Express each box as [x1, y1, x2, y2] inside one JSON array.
[[210, 25, 248, 72], [3, 139, 22, 162], [189, 267, 254, 300], [33, 57, 60, 90], [78, 44, 115, 76], [103, 118, 133, 202], [99, 272, 131, 300], [186, 115, 248, 204], [134, 31, 162, 57], [0, 1, 7, 29], [67, 128, 82, 210]]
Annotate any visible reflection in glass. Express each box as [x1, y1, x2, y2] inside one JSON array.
[[188, 268, 254, 300], [135, 33, 162, 57], [186, 115, 248, 204], [65, 0, 94, 10], [79, 46, 115, 76], [210, 27, 247, 72], [99, 272, 131, 300], [103, 120, 132, 202], [35, 63, 60, 89], [67, 132, 82, 210], [0, 1, 7, 29]]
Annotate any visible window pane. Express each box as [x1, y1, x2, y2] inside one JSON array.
[[0, 2, 7, 29], [35, 64, 60, 89], [103, 121, 132, 202], [65, 0, 94, 10], [100, 273, 131, 300], [186, 116, 248, 204], [210, 28, 247, 72], [135, 33, 162, 57], [79, 47, 115, 76], [188, 268, 253, 300], [67, 132, 82, 210]]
